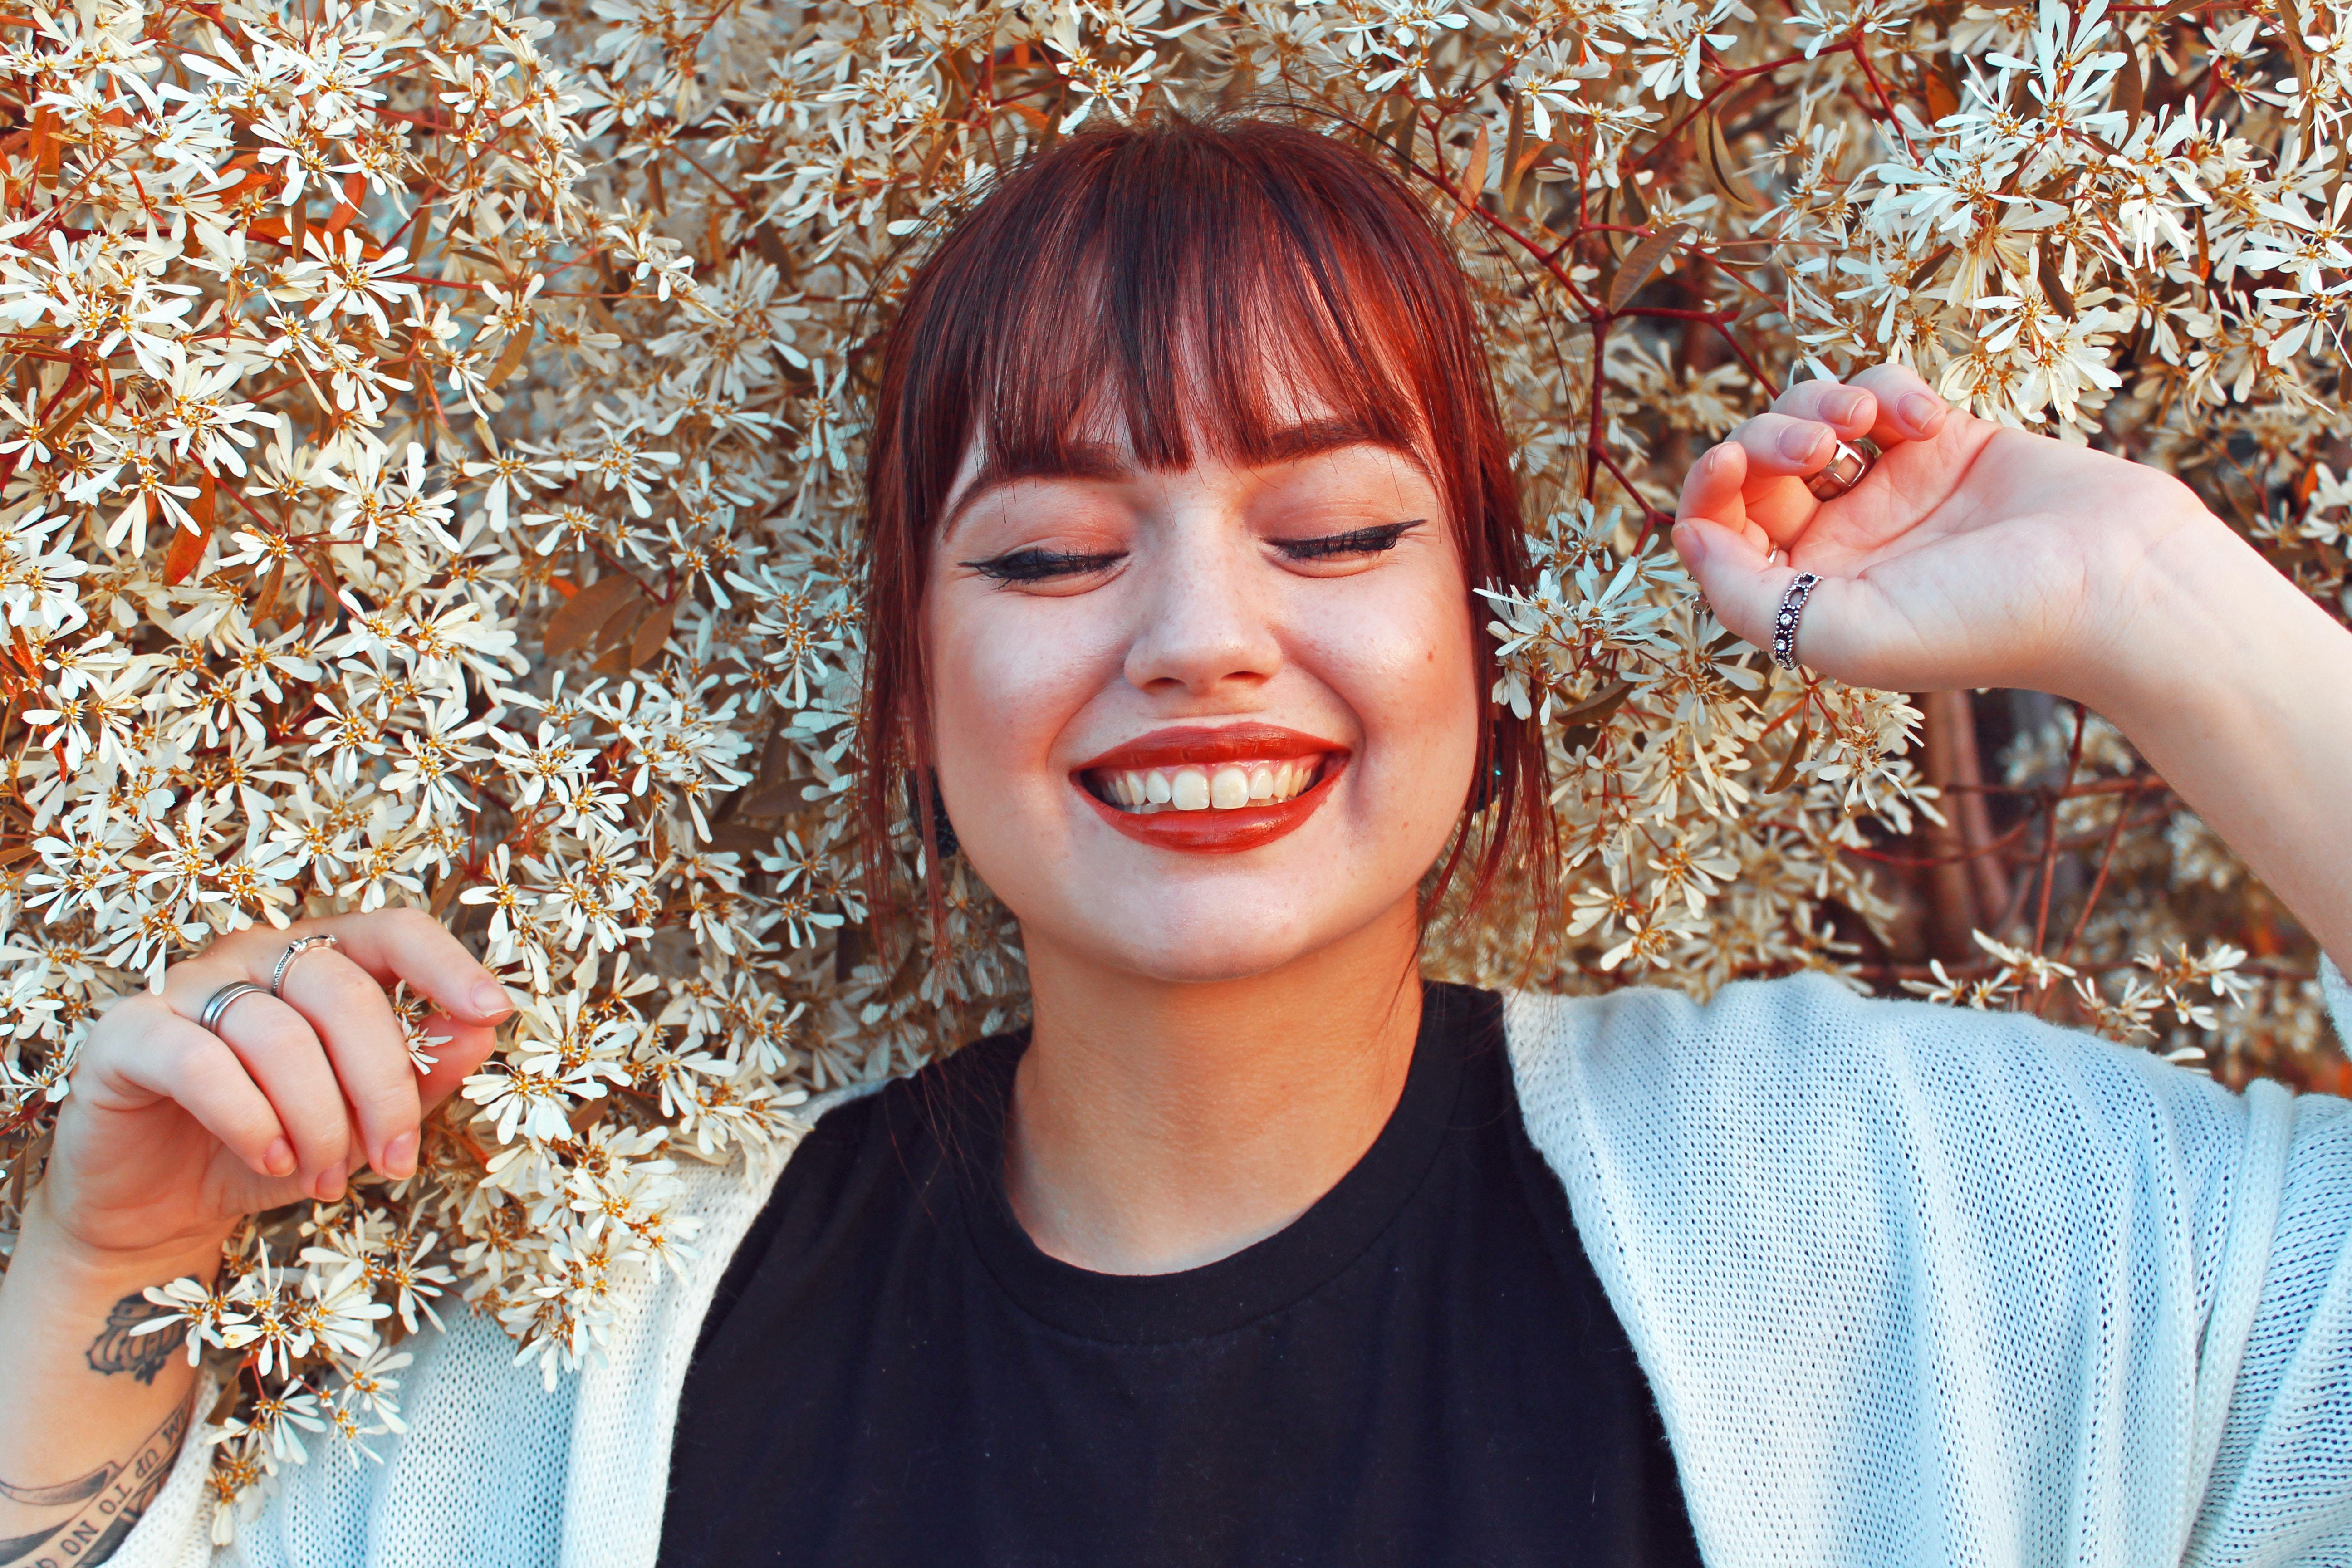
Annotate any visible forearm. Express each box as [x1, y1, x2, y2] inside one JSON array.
[[2074, 514, 2352, 969], [0, 1189, 217, 1567]]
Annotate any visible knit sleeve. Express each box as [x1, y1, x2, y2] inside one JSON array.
[[98, 1133, 802, 1568], [1504, 969, 2341, 1568], [98, 1294, 588, 1568], [2182, 1048, 2352, 1563]]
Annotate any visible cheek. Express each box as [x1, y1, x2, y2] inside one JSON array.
[[1299, 568, 1481, 794], [926, 595, 1115, 790]]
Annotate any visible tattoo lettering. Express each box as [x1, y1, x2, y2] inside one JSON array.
[[83, 1293, 175, 1387], [0, 1401, 187, 1568], [0, 1469, 113, 1509]]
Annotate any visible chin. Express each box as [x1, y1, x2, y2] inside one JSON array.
[[1073, 921, 1338, 986], [1004, 857, 1404, 986]]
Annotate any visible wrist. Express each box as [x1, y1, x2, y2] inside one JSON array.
[[17, 1183, 229, 1300], [2058, 502, 2316, 728]]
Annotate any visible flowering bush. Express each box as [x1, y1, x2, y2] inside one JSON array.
[[0, 0, 2344, 1530]]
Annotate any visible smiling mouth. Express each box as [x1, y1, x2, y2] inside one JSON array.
[[1082, 756, 1331, 813], [1070, 725, 1348, 853]]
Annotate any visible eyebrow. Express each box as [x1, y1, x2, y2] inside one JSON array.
[[938, 416, 1416, 539]]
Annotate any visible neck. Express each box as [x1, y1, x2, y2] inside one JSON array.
[[1004, 895, 1424, 1275]]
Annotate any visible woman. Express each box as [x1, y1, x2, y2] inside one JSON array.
[[5, 115, 2349, 1568]]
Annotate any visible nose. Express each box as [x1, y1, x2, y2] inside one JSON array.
[[1121, 522, 1283, 698]]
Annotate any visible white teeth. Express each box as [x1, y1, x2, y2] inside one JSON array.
[[1090, 756, 1328, 814]]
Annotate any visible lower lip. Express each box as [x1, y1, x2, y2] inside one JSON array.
[[1078, 759, 1348, 854]]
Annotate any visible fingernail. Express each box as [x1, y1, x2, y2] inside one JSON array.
[[1780, 424, 1828, 462], [1827, 389, 1870, 422], [1672, 520, 1707, 567], [382, 1132, 418, 1180], [316, 1160, 348, 1201], [1900, 392, 1944, 431], [265, 1137, 296, 1177], [473, 980, 517, 1019]]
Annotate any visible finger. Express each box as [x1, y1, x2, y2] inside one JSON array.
[[1772, 378, 1879, 440], [1674, 441, 1777, 556], [1847, 362, 1950, 447], [1676, 440, 1747, 523], [93, 999, 298, 1181], [171, 982, 353, 1200], [412, 1014, 501, 1117], [1730, 412, 1847, 480], [1671, 514, 1817, 661], [275, 948, 423, 1182], [298, 909, 516, 1026]]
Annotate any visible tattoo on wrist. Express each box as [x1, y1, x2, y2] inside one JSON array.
[[0, 1401, 188, 1567], [84, 1291, 176, 1387]]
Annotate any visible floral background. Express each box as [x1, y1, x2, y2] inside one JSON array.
[[0, 0, 2344, 1530]]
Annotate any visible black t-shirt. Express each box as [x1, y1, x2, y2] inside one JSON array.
[[661, 983, 1702, 1567]]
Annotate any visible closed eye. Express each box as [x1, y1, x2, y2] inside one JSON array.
[[960, 547, 1126, 585], [1272, 519, 1422, 561]]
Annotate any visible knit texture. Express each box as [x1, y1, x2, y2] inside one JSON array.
[[108, 974, 2352, 1568]]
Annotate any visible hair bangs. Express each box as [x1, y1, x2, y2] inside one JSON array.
[[962, 144, 1439, 496]]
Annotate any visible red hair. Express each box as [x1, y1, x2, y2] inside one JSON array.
[[857, 112, 1549, 941]]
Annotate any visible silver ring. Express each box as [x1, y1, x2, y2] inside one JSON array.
[[1771, 571, 1823, 673], [270, 934, 339, 998], [199, 981, 271, 1034], [1806, 436, 1880, 501]]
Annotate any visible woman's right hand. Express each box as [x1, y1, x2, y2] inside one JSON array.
[[39, 909, 515, 1266]]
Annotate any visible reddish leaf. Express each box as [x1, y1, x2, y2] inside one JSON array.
[[484, 323, 535, 391], [629, 597, 680, 668], [163, 471, 217, 586], [1767, 721, 1815, 795], [251, 558, 285, 622], [1449, 123, 1490, 228], [1924, 70, 1960, 123], [594, 594, 646, 658], [1607, 223, 1689, 314], [543, 573, 641, 658]]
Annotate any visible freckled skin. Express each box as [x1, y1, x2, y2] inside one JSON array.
[[925, 438, 1480, 986]]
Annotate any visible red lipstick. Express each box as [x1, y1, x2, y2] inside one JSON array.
[[1072, 725, 1349, 855], [1074, 724, 1338, 772]]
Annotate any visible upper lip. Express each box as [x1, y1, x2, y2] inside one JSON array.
[[1073, 724, 1346, 773]]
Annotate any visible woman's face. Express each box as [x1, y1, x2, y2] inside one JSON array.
[[923, 399, 1481, 985]]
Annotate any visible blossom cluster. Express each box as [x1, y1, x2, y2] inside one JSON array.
[[0, 0, 2342, 1534]]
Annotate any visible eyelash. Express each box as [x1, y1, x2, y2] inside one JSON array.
[[961, 548, 1124, 584], [1276, 520, 1420, 560], [960, 520, 1422, 585]]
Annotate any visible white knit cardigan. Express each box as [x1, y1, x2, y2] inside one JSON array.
[[109, 963, 2352, 1568]]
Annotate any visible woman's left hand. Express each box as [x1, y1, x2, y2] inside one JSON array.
[[1670, 363, 2229, 701]]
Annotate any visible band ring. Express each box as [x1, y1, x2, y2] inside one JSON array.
[[1771, 571, 1823, 673], [198, 981, 272, 1034], [270, 934, 340, 998], [1806, 436, 1880, 501]]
